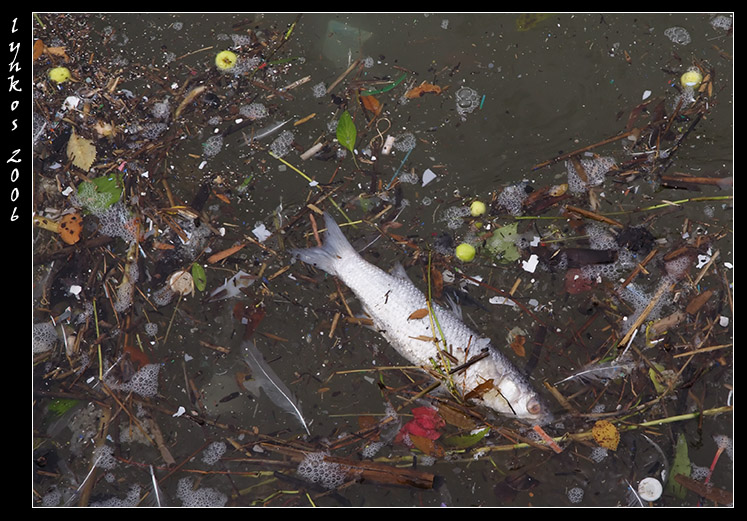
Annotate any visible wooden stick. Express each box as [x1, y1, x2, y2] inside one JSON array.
[[566, 205, 624, 228], [532, 130, 635, 170]]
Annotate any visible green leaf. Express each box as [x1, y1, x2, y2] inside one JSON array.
[[192, 263, 207, 292], [485, 222, 521, 263], [666, 433, 691, 500], [336, 110, 357, 154], [47, 398, 80, 417], [442, 427, 490, 449], [77, 173, 123, 213]]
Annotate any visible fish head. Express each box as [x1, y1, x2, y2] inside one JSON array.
[[480, 383, 553, 425], [476, 354, 554, 424]]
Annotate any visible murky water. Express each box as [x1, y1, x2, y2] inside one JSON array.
[[33, 13, 732, 507]]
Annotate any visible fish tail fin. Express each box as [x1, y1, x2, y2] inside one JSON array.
[[290, 213, 356, 276]]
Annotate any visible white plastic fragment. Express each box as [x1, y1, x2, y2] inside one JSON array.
[[382, 135, 396, 155], [719, 316, 729, 327], [421, 168, 437, 187], [173, 406, 186, 417], [642, 90, 652, 100], [637, 477, 663, 501], [252, 223, 272, 242], [522, 254, 539, 273], [489, 295, 516, 306]]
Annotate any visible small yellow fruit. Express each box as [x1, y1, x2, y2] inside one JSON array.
[[455, 243, 476, 262], [470, 200, 487, 217], [215, 50, 238, 70], [680, 68, 703, 89], [48, 66, 71, 84]]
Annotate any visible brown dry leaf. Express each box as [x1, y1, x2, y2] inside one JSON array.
[[429, 266, 443, 299], [437, 404, 477, 430], [360, 94, 382, 116], [45, 46, 71, 62], [33, 39, 46, 60], [66, 131, 97, 171], [592, 419, 620, 451], [408, 308, 430, 320], [509, 334, 526, 357], [464, 379, 494, 401], [409, 434, 445, 458], [405, 81, 442, 99]]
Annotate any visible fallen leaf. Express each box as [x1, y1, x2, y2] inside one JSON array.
[[409, 434, 445, 458], [58, 212, 82, 245], [464, 379, 495, 401], [592, 419, 620, 451], [405, 81, 442, 99], [45, 46, 71, 62], [33, 39, 45, 61], [509, 334, 526, 357], [66, 131, 97, 172], [408, 308, 430, 320], [360, 94, 382, 116]]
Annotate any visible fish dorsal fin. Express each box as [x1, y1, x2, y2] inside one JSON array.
[[391, 262, 411, 281]]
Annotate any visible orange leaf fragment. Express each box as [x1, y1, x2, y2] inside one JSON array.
[[33, 39, 46, 61], [207, 243, 246, 264], [509, 334, 526, 357], [360, 95, 382, 116], [58, 212, 82, 245], [408, 308, 430, 320], [405, 81, 442, 99]]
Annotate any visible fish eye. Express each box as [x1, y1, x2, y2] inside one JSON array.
[[527, 397, 542, 415]]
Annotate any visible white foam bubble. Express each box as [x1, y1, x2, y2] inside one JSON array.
[[297, 451, 349, 490], [33, 321, 58, 353], [176, 477, 228, 507]]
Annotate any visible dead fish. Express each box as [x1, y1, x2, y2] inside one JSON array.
[[291, 213, 552, 424]]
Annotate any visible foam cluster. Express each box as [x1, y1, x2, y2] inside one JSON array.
[[296, 451, 349, 490], [107, 363, 160, 398], [176, 477, 228, 507], [664, 254, 692, 280], [93, 444, 118, 470], [151, 99, 170, 119], [393, 133, 416, 152], [567, 486, 584, 503], [144, 322, 158, 337], [201, 441, 227, 465], [311, 82, 327, 98], [203, 135, 224, 158], [97, 201, 138, 243], [664, 26, 691, 45], [33, 321, 58, 353], [496, 182, 529, 216], [239, 102, 268, 120], [114, 261, 139, 313], [455, 86, 479, 118], [270, 130, 294, 157], [441, 206, 471, 230], [566, 156, 616, 194], [90, 485, 141, 507], [137, 122, 168, 141]]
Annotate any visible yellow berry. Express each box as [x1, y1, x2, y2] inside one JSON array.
[[680, 68, 703, 89], [48, 66, 71, 84], [455, 243, 476, 262], [470, 200, 487, 217], [215, 50, 238, 70]]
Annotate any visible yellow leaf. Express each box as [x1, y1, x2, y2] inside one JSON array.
[[592, 419, 620, 451], [408, 308, 430, 320], [66, 131, 97, 172]]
